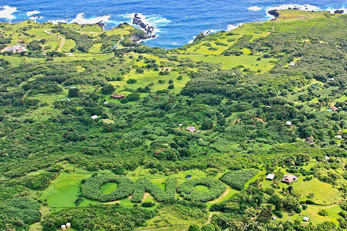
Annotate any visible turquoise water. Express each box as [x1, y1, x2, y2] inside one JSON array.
[[0, 0, 346, 48]]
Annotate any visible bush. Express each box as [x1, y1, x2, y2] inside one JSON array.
[[141, 202, 155, 207], [121, 93, 140, 103], [131, 177, 177, 203], [177, 178, 226, 202], [318, 209, 329, 216], [220, 169, 258, 190], [127, 79, 137, 84], [81, 174, 135, 202], [273, 210, 283, 218], [101, 84, 115, 94], [188, 224, 201, 231]]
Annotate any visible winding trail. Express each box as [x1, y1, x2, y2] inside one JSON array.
[[44, 29, 66, 52]]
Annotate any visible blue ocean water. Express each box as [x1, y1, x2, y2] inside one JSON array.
[[0, 0, 346, 49]]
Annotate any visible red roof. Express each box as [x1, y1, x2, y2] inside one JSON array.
[[330, 105, 338, 111], [112, 94, 125, 99]]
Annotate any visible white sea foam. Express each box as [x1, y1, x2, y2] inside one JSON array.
[[49, 19, 68, 25], [26, 10, 40, 17], [248, 6, 262, 11], [122, 13, 170, 35], [70, 13, 110, 24], [227, 23, 244, 31], [0, 5, 17, 20]]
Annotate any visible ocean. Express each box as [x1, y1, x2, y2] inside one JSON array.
[[0, 0, 346, 49]]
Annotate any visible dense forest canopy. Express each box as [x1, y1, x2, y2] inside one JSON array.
[[0, 9, 347, 231]]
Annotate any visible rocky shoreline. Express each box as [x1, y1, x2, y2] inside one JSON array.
[[132, 13, 157, 40], [267, 7, 345, 20]]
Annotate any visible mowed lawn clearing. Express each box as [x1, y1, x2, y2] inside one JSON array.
[[293, 178, 342, 205], [42, 172, 92, 208], [178, 54, 276, 73]]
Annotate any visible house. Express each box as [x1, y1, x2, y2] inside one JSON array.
[[325, 155, 330, 161], [112, 94, 125, 99], [186, 126, 196, 133], [336, 135, 342, 139], [281, 174, 297, 184], [289, 62, 296, 67], [328, 78, 335, 81], [303, 217, 310, 222], [286, 121, 292, 126], [330, 105, 338, 111], [91, 115, 99, 120], [266, 174, 275, 180], [2, 44, 27, 53]]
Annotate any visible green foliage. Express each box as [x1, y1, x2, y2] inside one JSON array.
[[177, 178, 226, 202], [41, 204, 155, 231], [220, 169, 258, 190], [81, 174, 135, 202], [131, 177, 177, 203], [0, 198, 41, 230], [101, 84, 115, 94]]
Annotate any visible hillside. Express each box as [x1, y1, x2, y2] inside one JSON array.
[[0, 10, 347, 231]]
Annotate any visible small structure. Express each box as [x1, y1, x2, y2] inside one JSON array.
[[186, 126, 196, 133], [336, 135, 342, 140], [91, 115, 99, 120], [289, 62, 296, 67], [185, 175, 192, 179], [104, 101, 108, 105], [330, 105, 338, 111], [306, 137, 314, 145], [112, 94, 125, 99], [61, 225, 67, 231], [303, 217, 310, 222], [178, 124, 183, 127], [328, 78, 335, 81], [66, 223, 71, 229], [325, 155, 330, 161], [2, 44, 27, 53], [286, 121, 292, 126], [282, 174, 297, 184], [266, 174, 275, 181], [272, 216, 277, 220]]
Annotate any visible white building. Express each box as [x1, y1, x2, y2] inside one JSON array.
[[266, 174, 275, 180], [286, 121, 292, 126], [303, 217, 310, 222], [91, 115, 99, 120]]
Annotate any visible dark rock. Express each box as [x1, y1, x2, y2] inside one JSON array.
[[334, 10, 344, 14]]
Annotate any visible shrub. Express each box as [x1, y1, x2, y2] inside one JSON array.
[[273, 210, 283, 218], [177, 178, 226, 202], [121, 93, 140, 103], [318, 209, 329, 216], [101, 84, 115, 94], [127, 79, 137, 84], [81, 174, 135, 202], [220, 169, 258, 190]]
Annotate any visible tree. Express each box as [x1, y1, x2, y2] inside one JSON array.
[[201, 120, 213, 130], [27, 40, 42, 51], [188, 224, 201, 231], [68, 88, 79, 97], [101, 84, 115, 94]]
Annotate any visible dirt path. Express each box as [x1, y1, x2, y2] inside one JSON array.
[[44, 29, 66, 52], [210, 186, 232, 204]]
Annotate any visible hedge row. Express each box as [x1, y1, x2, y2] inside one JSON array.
[[81, 174, 135, 202], [220, 169, 258, 190], [131, 177, 177, 203], [177, 178, 226, 202]]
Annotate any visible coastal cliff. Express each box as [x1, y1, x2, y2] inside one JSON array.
[[132, 13, 157, 39]]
